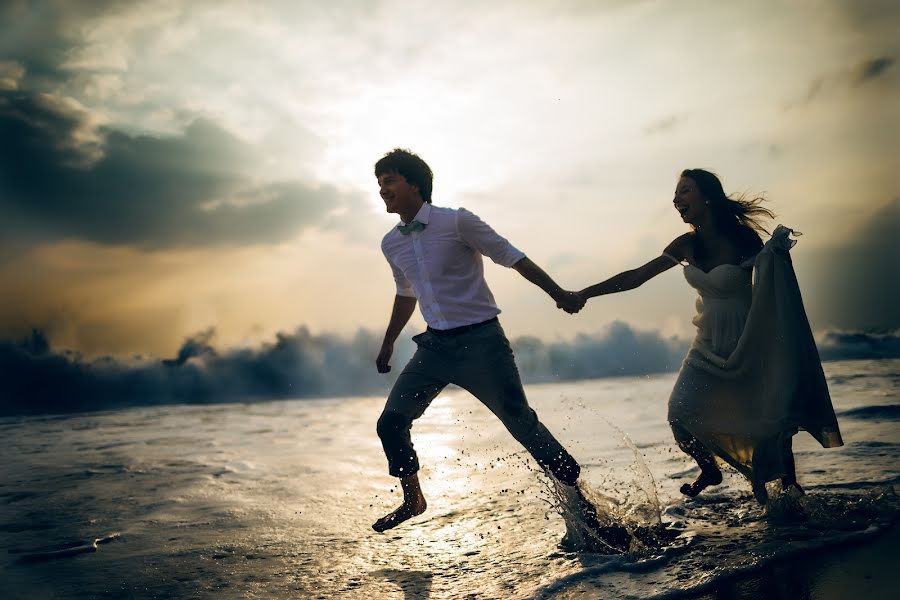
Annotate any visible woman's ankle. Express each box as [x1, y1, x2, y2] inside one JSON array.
[[701, 464, 722, 479]]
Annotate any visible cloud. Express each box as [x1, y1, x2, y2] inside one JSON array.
[[0, 88, 361, 248], [740, 142, 785, 159], [0, 1, 128, 86], [854, 56, 896, 84], [786, 55, 896, 108], [829, 0, 900, 32], [643, 114, 685, 136], [806, 198, 900, 331], [0, 60, 25, 90]]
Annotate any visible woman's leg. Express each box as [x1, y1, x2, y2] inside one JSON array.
[[780, 436, 804, 493], [670, 421, 722, 497]]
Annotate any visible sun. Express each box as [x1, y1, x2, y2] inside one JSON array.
[[313, 79, 511, 210]]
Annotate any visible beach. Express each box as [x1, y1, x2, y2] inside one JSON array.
[[2, 358, 898, 599]]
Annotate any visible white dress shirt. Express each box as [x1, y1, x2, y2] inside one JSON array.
[[381, 203, 526, 330]]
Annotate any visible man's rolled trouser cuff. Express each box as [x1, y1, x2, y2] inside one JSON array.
[[377, 410, 420, 478], [390, 457, 420, 478]]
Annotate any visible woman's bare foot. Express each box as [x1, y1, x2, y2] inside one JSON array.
[[752, 480, 769, 505], [782, 480, 805, 498], [372, 496, 427, 532], [680, 468, 723, 497], [372, 473, 427, 533]]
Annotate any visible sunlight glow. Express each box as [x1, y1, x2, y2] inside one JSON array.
[[320, 80, 503, 208]]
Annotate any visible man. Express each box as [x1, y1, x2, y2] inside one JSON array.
[[372, 148, 587, 533]]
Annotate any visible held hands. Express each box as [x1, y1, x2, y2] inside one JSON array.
[[376, 342, 393, 373], [555, 290, 586, 315]]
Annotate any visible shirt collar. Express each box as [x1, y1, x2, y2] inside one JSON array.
[[400, 202, 432, 226]]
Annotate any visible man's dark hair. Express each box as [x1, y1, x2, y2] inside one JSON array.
[[374, 148, 433, 203]]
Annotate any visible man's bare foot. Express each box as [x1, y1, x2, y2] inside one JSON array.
[[679, 468, 723, 498], [372, 496, 426, 532], [373, 474, 427, 533], [569, 484, 601, 529], [565, 483, 631, 553]]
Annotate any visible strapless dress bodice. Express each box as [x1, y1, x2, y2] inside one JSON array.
[[683, 263, 752, 357], [683, 263, 752, 298]]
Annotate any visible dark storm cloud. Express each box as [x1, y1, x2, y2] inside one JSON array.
[[0, 0, 149, 90], [808, 199, 900, 331], [854, 56, 896, 84], [0, 88, 349, 248], [0, 0, 128, 85], [830, 0, 900, 30]]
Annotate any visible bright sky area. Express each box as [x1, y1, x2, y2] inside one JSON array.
[[0, 0, 897, 357]]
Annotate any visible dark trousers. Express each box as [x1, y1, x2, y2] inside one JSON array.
[[376, 319, 580, 484]]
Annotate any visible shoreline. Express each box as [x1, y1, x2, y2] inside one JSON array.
[[541, 520, 899, 599], [691, 520, 900, 599]]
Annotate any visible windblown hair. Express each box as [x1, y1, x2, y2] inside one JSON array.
[[375, 148, 434, 203], [681, 168, 776, 246]]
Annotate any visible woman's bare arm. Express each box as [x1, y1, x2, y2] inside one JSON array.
[[579, 234, 689, 300], [579, 255, 679, 299]]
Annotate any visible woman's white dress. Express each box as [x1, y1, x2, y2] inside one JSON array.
[[667, 226, 843, 491]]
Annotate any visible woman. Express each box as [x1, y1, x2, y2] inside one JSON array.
[[578, 169, 843, 503]]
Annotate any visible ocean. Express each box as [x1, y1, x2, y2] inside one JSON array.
[[2, 359, 898, 599]]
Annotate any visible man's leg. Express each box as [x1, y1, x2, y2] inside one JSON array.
[[372, 473, 427, 533], [452, 324, 640, 551], [453, 326, 580, 484], [374, 342, 448, 532], [452, 327, 639, 546]]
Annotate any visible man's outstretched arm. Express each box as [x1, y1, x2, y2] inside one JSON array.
[[512, 257, 584, 314], [376, 295, 418, 373]]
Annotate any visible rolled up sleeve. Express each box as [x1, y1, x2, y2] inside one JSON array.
[[456, 207, 526, 267]]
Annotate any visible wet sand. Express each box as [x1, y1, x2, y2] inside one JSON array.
[[691, 523, 900, 600], [543, 522, 899, 599]]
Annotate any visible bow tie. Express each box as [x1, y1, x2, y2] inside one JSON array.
[[397, 220, 426, 235]]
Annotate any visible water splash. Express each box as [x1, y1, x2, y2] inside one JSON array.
[[541, 473, 683, 556], [602, 416, 662, 526], [529, 415, 685, 555]]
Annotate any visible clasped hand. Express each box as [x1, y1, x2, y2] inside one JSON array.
[[556, 291, 585, 314]]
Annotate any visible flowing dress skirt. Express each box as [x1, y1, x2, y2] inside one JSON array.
[[668, 226, 843, 494]]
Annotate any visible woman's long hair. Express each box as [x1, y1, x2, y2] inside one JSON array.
[[681, 168, 775, 246]]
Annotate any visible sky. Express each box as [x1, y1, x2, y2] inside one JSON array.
[[1, 0, 898, 363]]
